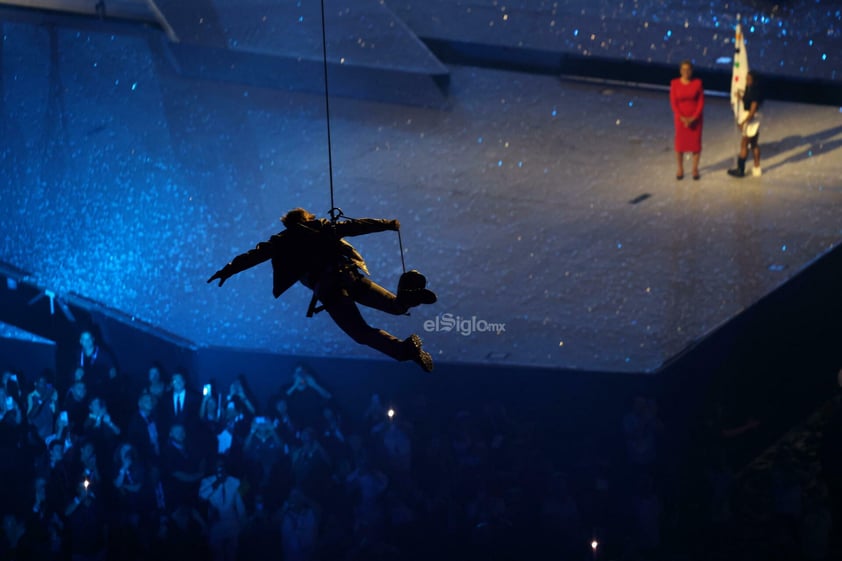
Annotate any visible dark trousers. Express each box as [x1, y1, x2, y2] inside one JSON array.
[[316, 272, 411, 361]]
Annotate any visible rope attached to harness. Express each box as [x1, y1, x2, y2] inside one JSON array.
[[320, 0, 337, 217]]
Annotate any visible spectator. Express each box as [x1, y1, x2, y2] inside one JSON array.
[[2, 369, 24, 404], [147, 364, 168, 403], [321, 407, 350, 474], [78, 439, 104, 495], [127, 392, 162, 464], [227, 375, 257, 418], [243, 416, 287, 493], [43, 409, 72, 453], [373, 416, 413, 490], [271, 396, 298, 444], [346, 455, 388, 542], [216, 399, 249, 475], [0, 386, 23, 429], [280, 487, 321, 561], [31, 475, 49, 521], [161, 423, 205, 512], [82, 396, 121, 460], [160, 371, 201, 436], [0, 514, 27, 560], [291, 427, 331, 502], [26, 372, 58, 441], [64, 478, 107, 560], [154, 503, 210, 561], [64, 381, 90, 437], [112, 443, 146, 528], [363, 393, 387, 432], [199, 381, 222, 426], [237, 493, 282, 561], [76, 330, 116, 399], [285, 365, 332, 431], [45, 439, 74, 522], [67, 366, 86, 393], [198, 457, 246, 561], [25, 476, 56, 558]]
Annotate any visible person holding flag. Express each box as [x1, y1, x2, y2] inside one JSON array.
[[728, 17, 763, 178]]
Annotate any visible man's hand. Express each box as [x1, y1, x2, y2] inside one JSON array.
[[391, 220, 401, 231], [207, 268, 230, 287]]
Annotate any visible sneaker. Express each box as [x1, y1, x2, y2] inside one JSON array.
[[404, 334, 434, 372], [727, 168, 745, 178], [752, 167, 762, 177]]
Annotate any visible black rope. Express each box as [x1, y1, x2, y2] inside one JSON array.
[[319, 0, 336, 220], [319, 0, 403, 276], [397, 230, 407, 274]]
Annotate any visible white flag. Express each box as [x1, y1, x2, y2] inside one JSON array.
[[731, 17, 749, 123]]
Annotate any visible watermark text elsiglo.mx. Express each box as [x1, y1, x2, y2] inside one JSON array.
[[423, 313, 506, 336]]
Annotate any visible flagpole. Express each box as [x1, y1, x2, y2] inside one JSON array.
[[732, 13, 746, 166], [736, 13, 742, 165]]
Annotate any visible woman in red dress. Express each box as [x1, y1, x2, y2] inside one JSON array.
[[670, 60, 704, 179]]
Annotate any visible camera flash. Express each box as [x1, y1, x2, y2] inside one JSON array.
[[387, 408, 395, 419]]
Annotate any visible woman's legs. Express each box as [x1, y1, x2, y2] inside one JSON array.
[[675, 152, 684, 177]]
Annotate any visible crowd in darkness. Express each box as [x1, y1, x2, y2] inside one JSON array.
[[0, 329, 840, 560]]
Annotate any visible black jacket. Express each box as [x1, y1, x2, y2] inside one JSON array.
[[221, 218, 397, 298]]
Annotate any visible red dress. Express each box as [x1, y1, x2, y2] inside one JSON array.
[[670, 78, 704, 153]]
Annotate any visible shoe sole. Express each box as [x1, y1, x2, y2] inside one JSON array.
[[408, 334, 434, 372]]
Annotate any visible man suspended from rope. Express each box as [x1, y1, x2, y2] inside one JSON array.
[[207, 208, 437, 372]]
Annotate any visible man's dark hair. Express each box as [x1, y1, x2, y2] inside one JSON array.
[[281, 208, 316, 227]]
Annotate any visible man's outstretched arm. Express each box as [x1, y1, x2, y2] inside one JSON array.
[[334, 218, 400, 238], [207, 238, 275, 287]]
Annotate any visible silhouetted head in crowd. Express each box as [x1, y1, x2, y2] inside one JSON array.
[[116, 443, 137, 467], [89, 397, 106, 418], [69, 381, 87, 403], [79, 440, 96, 464], [1, 369, 21, 391], [252, 417, 274, 441], [169, 424, 186, 446], [225, 398, 241, 420], [148, 364, 166, 397], [79, 331, 96, 355], [33, 373, 53, 396], [48, 440, 64, 467], [171, 372, 186, 393], [138, 392, 156, 416], [291, 364, 317, 392], [300, 427, 317, 447], [274, 397, 289, 416]]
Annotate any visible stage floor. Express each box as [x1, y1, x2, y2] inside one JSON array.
[[0, 16, 841, 372]]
